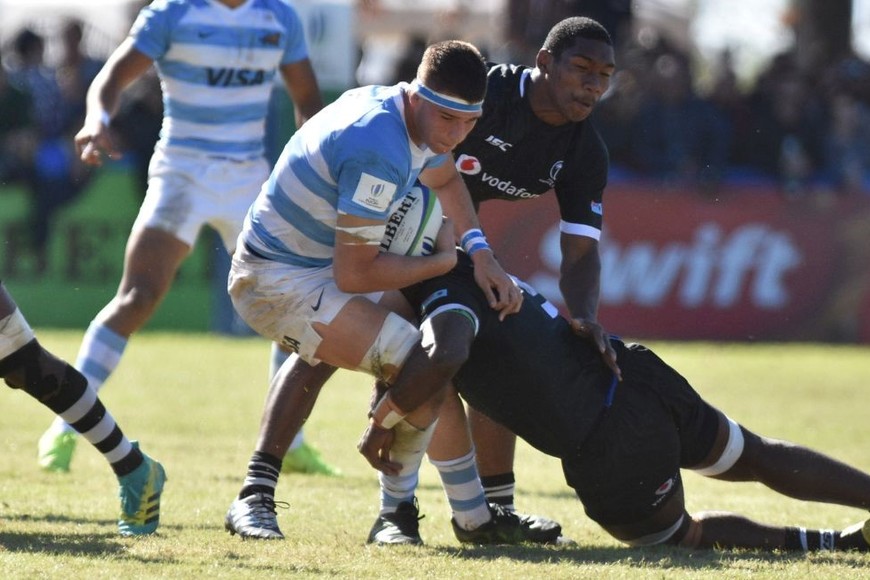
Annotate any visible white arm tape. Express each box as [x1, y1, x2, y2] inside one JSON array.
[[335, 224, 387, 245], [371, 392, 407, 429]]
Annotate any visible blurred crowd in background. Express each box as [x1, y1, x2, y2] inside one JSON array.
[[593, 21, 870, 199], [360, 0, 870, 200], [1, 1, 869, 273]]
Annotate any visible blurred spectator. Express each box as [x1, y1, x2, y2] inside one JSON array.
[[392, 35, 427, 83], [704, 49, 756, 181], [630, 51, 731, 192], [824, 90, 870, 195], [7, 28, 66, 138], [111, 69, 163, 199], [5, 26, 98, 275], [592, 67, 645, 177], [0, 55, 38, 185], [737, 52, 827, 197], [56, 19, 105, 126]]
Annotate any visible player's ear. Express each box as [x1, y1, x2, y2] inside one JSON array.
[[536, 49, 552, 74], [408, 89, 423, 106]]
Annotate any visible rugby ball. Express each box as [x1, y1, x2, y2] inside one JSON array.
[[379, 184, 442, 256]]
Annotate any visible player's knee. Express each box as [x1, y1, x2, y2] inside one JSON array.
[[116, 283, 165, 317]]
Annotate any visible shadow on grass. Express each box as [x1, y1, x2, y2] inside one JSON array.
[[434, 543, 815, 571], [0, 528, 122, 556], [0, 513, 185, 557]]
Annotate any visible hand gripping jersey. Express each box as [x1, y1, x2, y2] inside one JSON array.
[[240, 84, 448, 266], [130, 0, 309, 159], [454, 64, 609, 239]]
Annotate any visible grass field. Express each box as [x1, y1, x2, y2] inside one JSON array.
[[1, 331, 869, 579]]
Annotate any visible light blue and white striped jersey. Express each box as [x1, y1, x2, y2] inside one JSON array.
[[130, 0, 309, 158], [241, 83, 449, 267]]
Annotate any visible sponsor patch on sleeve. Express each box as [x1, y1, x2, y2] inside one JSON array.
[[351, 172, 397, 212], [591, 201, 603, 215]]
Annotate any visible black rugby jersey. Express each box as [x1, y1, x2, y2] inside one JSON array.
[[455, 63, 609, 233], [403, 254, 612, 457]]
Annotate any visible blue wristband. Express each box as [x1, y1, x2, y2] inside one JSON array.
[[466, 239, 491, 257], [460, 228, 484, 249]]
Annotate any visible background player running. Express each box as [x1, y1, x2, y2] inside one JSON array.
[[38, 0, 333, 476]]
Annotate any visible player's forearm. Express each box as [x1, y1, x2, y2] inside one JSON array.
[[334, 252, 455, 294], [560, 253, 601, 321]]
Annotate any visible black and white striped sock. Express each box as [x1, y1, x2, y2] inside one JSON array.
[[480, 472, 516, 511], [239, 451, 282, 499], [785, 527, 840, 551], [1, 340, 142, 476]]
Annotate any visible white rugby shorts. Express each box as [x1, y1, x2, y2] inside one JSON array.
[[133, 146, 269, 251], [227, 247, 386, 366]]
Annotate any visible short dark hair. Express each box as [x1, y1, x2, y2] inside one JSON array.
[[417, 40, 487, 104], [542, 17, 612, 60], [14, 28, 44, 59]]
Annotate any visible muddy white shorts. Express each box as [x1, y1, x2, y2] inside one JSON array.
[[227, 246, 389, 366], [133, 146, 270, 251]]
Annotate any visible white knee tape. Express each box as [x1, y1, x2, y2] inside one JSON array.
[[359, 312, 421, 381], [0, 308, 35, 360], [693, 416, 745, 476], [623, 515, 685, 546]]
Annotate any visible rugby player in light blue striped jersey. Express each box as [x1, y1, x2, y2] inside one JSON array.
[[225, 40, 524, 541], [39, 0, 327, 475]]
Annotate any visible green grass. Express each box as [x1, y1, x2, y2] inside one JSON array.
[[1, 332, 869, 578]]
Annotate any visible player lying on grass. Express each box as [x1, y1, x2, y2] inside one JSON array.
[[0, 280, 165, 536], [358, 252, 870, 551]]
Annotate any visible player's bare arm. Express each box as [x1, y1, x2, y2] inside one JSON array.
[[332, 213, 456, 294], [561, 233, 621, 379], [279, 59, 324, 127], [76, 38, 154, 166]]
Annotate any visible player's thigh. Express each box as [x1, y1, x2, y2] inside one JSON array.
[[120, 227, 190, 295], [315, 288, 424, 381], [227, 256, 359, 362], [228, 255, 419, 379]]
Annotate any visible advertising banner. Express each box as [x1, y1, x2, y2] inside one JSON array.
[[479, 184, 870, 343]]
